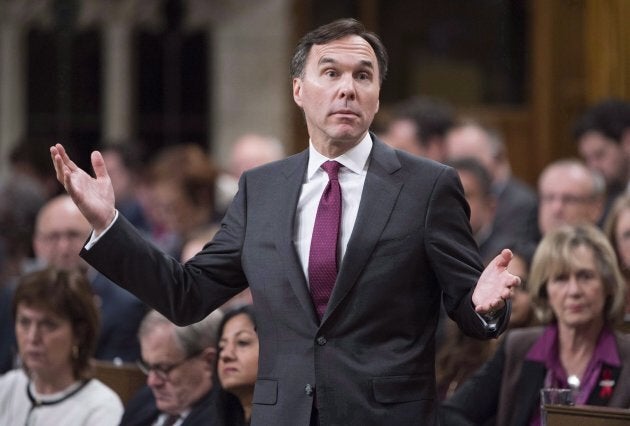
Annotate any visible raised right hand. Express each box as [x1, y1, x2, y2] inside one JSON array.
[[50, 143, 116, 234]]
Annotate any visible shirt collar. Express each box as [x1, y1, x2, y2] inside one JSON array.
[[307, 133, 373, 180]]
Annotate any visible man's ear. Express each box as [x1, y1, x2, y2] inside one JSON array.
[[293, 78, 303, 108]]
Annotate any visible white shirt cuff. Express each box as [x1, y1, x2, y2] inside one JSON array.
[[84, 210, 119, 250]]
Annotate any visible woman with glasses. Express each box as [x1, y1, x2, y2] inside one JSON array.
[[120, 309, 226, 426], [0, 267, 123, 425]]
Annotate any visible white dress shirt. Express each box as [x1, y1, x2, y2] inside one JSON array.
[[293, 133, 372, 286]]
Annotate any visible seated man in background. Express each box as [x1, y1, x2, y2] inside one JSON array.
[[121, 309, 228, 426], [537, 158, 605, 237], [378, 95, 455, 163], [32, 194, 147, 362], [445, 119, 539, 251]]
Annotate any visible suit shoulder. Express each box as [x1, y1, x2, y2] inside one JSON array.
[[504, 326, 544, 353], [242, 151, 306, 180]]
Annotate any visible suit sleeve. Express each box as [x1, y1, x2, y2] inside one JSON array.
[[425, 166, 508, 338], [81, 177, 250, 326]]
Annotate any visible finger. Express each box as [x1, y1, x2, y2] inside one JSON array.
[[91, 150, 109, 180], [50, 146, 65, 182], [54, 143, 79, 172], [490, 249, 513, 270]]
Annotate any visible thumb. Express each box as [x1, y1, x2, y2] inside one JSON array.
[[91, 150, 109, 179], [493, 248, 513, 269]]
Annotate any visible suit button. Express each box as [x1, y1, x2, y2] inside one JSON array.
[[316, 336, 327, 346], [305, 384, 314, 396]]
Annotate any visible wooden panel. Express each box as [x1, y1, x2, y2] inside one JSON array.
[[584, 0, 630, 102], [545, 404, 630, 426], [91, 359, 146, 406]]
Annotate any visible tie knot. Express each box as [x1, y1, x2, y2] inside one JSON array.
[[321, 160, 341, 180]]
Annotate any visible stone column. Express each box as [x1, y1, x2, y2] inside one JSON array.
[[210, 0, 292, 164], [0, 23, 26, 180], [102, 22, 133, 143]]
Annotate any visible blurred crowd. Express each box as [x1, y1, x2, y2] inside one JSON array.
[[1, 96, 630, 424]]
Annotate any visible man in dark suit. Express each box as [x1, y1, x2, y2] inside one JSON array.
[[51, 18, 519, 426], [121, 309, 229, 426]]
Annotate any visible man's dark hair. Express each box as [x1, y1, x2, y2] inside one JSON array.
[[392, 96, 455, 147], [448, 157, 493, 197], [573, 98, 630, 143], [290, 18, 388, 85]]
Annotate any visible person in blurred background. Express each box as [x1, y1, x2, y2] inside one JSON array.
[[378, 95, 455, 162], [145, 143, 219, 259], [441, 224, 630, 426], [574, 98, 630, 225], [537, 158, 605, 237], [505, 241, 537, 330], [121, 309, 225, 426], [33, 194, 147, 362], [215, 133, 286, 217], [0, 267, 123, 425], [217, 305, 259, 425], [101, 142, 151, 234], [604, 193, 630, 328], [445, 119, 539, 250]]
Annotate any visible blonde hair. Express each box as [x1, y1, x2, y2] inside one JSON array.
[[529, 224, 626, 324]]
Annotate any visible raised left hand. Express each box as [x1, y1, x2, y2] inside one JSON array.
[[472, 249, 521, 315]]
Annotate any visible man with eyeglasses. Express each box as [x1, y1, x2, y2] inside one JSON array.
[[32, 194, 148, 362], [537, 158, 605, 237], [121, 309, 228, 426]]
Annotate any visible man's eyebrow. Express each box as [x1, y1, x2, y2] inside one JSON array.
[[317, 57, 375, 70]]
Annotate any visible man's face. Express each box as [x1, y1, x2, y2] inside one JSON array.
[[578, 131, 627, 186], [538, 166, 601, 235], [381, 118, 423, 156], [33, 197, 91, 271], [293, 35, 380, 153], [15, 304, 74, 379], [458, 169, 495, 236], [446, 126, 497, 181], [140, 323, 213, 415]]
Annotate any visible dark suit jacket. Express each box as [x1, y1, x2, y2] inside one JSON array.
[[492, 177, 539, 248], [0, 282, 16, 373], [440, 326, 630, 426], [120, 385, 229, 426], [90, 271, 148, 362], [83, 138, 507, 426]]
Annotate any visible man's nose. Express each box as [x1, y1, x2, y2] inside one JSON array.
[[147, 370, 165, 387], [338, 74, 356, 100]]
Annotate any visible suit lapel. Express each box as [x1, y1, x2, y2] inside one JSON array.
[[511, 360, 546, 426], [273, 151, 320, 324], [322, 139, 403, 324]]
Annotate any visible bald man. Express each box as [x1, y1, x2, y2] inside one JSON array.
[[33, 194, 148, 361]]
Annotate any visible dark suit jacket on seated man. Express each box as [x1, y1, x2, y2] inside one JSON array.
[[51, 18, 520, 426]]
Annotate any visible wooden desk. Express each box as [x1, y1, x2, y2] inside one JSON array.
[[545, 404, 630, 426], [91, 359, 146, 406]]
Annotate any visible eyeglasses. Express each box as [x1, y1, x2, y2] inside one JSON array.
[[136, 351, 201, 381], [539, 193, 595, 205], [36, 230, 87, 245]]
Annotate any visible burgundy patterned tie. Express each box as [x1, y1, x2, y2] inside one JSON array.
[[309, 160, 342, 320]]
